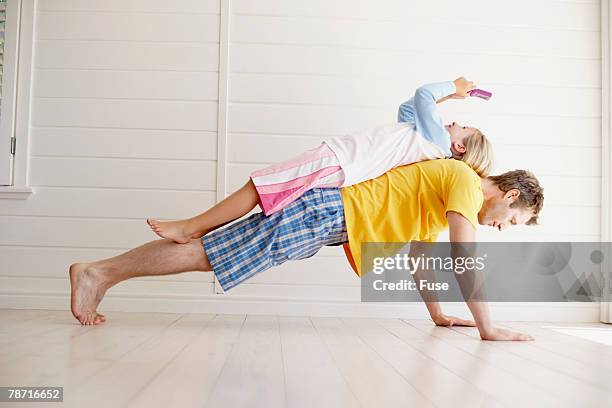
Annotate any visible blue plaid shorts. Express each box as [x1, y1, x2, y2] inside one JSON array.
[[202, 188, 348, 292]]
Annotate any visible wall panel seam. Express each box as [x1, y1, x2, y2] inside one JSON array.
[[214, 0, 230, 294]]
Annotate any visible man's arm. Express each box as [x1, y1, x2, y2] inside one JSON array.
[[410, 240, 476, 327], [447, 211, 534, 341]]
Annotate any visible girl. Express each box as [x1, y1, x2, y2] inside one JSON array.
[[147, 77, 493, 244]]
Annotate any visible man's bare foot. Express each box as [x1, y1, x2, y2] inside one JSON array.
[[69, 263, 109, 325], [146, 218, 200, 244]]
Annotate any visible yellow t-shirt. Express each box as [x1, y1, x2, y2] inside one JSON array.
[[340, 159, 484, 276]]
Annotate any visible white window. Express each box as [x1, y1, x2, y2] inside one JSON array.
[[0, 0, 34, 198], [0, 0, 19, 186]]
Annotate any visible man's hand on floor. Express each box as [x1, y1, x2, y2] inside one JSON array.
[[480, 327, 535, 341], [432, 313, 476, 327]]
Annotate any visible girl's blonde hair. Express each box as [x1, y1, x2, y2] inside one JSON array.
[[460, 129, 494, 177]]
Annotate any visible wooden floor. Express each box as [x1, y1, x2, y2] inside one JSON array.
[[0, 310, 611, 408]]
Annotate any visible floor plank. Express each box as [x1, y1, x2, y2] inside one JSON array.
[[450, 324, 612, 392], [407, 319, 610, 407], [504, 321, 612, 369], [311, 316, 435, 408], [1, 310, 611, 408], [0, 312, 182, 365], [379, 318, 569, 408], [279, 316, 360, 408], [127, 314, 245, 408], [203, 315, 286, 408], [0, 310, 69, 346], [63, 313, 214, 407], [341, 317, 505, 408]]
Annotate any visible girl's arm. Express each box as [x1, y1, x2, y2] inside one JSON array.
[[397, 96, 417, 123], [409, 81, 456, 154], [398, 93, 453, 124], [435, 94, 454, 104]]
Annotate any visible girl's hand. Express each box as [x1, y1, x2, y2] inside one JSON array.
[[453, 77, 477, 99]]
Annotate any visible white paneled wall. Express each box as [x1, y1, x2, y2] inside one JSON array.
[[0, 0, 221, 309], [0, 0, 602, 320], [226, 0, 602, 303]]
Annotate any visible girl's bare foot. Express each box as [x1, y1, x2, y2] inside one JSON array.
[[69, 263, 109, 325], [146, 218, 200, 244]]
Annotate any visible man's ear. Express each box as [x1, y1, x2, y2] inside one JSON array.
[[452, 141, 466, 154], [504, 188, 521, 202]]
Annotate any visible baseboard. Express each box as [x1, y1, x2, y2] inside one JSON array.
[[0, 291, 601, 322]]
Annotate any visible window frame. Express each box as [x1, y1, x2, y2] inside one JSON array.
[[0, 0, 34, 199]]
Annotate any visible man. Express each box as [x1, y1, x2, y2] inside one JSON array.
[[69, 159, 544, 341]]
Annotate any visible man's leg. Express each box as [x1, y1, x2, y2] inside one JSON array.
[[69, 238, 212, 325]]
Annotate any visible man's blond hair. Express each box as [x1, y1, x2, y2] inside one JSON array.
[[459, 129, 493, 177]]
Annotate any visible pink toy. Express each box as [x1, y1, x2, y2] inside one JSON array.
[[469, 88, 492, 100]]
